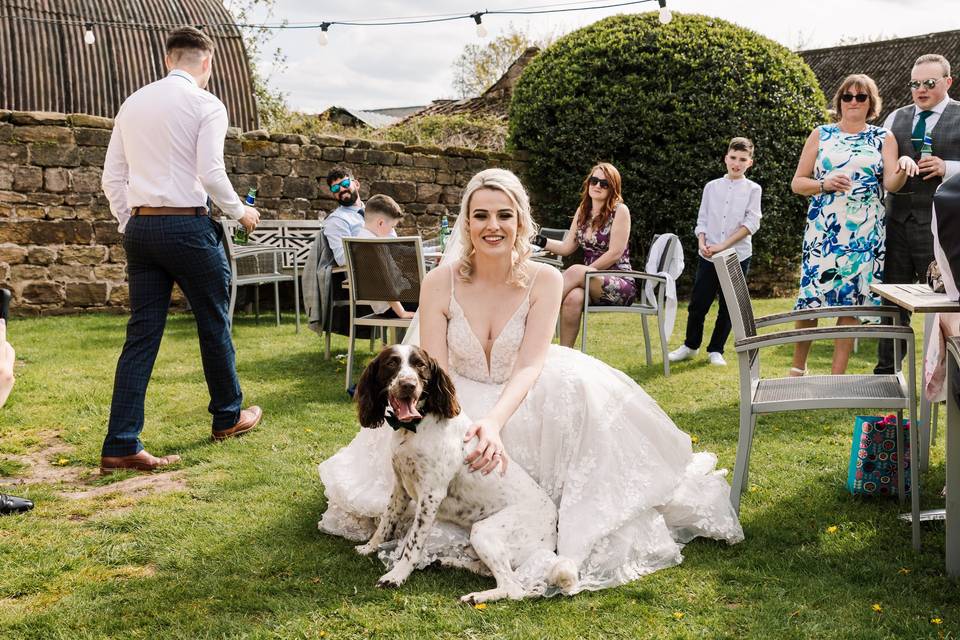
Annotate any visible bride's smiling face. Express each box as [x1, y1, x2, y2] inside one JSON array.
[[467, 188, 518, 257]]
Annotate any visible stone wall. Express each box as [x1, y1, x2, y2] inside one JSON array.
[[0, 110, 528, 315]]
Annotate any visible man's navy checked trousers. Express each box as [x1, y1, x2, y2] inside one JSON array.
[[102, 215, 242, 457]]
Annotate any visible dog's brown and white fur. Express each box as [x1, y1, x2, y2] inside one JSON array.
[[354, 344, 577, 603]]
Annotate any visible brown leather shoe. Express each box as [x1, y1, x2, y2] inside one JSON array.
[[212, 405, 262, 441], [100, 450, 182, 475]]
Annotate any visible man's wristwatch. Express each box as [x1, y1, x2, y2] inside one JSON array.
[[531, 233, 548, 248]]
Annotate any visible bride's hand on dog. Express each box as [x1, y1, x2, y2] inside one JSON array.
[[464, 418, 508, 476]]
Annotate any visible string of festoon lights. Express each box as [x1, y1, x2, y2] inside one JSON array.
[[2, 0, 671, 48]]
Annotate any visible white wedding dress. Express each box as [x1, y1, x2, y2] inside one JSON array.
[[318, 267, 744, 594]]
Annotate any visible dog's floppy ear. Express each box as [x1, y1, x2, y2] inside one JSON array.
[[356, 350, 388, 428], [423, 349, 460, 420]]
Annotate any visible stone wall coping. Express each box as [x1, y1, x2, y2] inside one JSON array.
[[1, 108, 519, 161]]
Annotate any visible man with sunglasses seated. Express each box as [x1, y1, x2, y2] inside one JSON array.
[[876, 53, 960, 375], [323, 166, 366, 267], [313, 166, 376, 380]]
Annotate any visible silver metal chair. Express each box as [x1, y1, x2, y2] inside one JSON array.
[[580, 234, 682, 376], [220, 219, 300, 332], [530, 227, 569, 269], [342, 237, 425, 390], [712, 248, 922, 549]]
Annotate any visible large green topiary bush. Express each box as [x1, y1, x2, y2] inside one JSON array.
[[509, 12, 826, 294]]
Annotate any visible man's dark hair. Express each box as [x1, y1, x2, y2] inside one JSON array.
[[165, 27, 215, 60], [365, 194, 404, 220], [327, 166, 355, 186]]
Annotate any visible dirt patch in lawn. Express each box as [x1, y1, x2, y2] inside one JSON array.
[[0, 433, 187, 500]]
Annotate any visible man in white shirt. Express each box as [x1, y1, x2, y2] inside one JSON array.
[[99, 27, 263, 474], [322, 166, 365, 267], [876, 53, 960, 374]]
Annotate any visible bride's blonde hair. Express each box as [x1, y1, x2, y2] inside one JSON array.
[[457, 168, 538, 287]]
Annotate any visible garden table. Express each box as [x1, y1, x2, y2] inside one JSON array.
[[871, 282, 960, 471]]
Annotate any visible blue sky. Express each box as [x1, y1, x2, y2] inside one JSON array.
[[240, 0, 957, 112]]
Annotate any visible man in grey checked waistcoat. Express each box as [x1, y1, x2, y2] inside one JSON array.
[[876, 53, 960, 374]]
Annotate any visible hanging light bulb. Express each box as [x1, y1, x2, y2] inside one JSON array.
[[471, 12, 487, 38], [657, 0, 672, 25], [83, 23, 95, 45], [318, 22, 330, 46]]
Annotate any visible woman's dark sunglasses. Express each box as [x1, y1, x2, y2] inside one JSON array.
[[909, 78, 944, 90], [330, 178, 352, 193], [588, 176, 610, 188], [841, 93, 869, 103]]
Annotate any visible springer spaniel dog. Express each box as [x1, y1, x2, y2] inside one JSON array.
[[353, 344, 577, 603]]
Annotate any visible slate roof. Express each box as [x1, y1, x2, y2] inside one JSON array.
[[411, 46, 541, 120], [799, 29, 960, 123]]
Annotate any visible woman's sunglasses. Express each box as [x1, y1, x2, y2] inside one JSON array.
[[588, 176, 610, 189], [909, 78, 944, 91], [841, 93, 869, 103], [330, 178, 352, 193]]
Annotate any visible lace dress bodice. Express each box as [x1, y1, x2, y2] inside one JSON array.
[[447, 289, 528, 384]]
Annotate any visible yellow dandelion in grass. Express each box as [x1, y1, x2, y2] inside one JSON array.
[[748, 485, 759, 493], [872, 603, 883, 613], [54, 457, 70, 466], [690, 435, 699, 444], [473, 603, 487, 610], [673, 611, 684, 620], [898, 567, 912, 575], [304, 428, 314, 433], [826, 526, 838, 534], [932, 618, 943, 625]]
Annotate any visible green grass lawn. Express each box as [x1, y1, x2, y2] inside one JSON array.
[[1, 300, 958, 639]]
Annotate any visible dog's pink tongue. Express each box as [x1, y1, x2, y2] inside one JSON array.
[[389, 396, 422, 422]]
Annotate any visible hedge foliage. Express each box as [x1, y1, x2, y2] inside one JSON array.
[[509, 13, 826, 291]]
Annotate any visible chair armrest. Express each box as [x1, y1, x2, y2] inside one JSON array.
[[584, 270, 666, 286], [755, 305, 904, 328], [231, 242, 290, 258], [734, 324, 914, 352]]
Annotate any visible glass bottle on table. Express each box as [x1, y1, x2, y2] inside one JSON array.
[[439, 214, 449, 252]]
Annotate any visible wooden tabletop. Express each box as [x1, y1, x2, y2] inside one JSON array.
[[870, 283, 960, 313]]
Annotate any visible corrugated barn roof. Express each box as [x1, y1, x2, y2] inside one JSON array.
[[0, 0, 258, 129]]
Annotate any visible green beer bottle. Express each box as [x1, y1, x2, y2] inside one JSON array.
[[234, 188, 256, 244]]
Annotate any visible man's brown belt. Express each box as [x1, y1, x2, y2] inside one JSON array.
[[132, 206, 208, 216]]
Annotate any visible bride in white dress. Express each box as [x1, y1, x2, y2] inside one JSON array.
[[319, 168, 743, 595]]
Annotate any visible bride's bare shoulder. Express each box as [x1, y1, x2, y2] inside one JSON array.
[[526, 261, 562, 290], [422, 260, 458, 294]]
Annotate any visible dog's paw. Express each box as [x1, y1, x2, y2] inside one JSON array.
[[460, 588, 514, 604], [376, 568, 409, 589], [355, 543, 377, 556]]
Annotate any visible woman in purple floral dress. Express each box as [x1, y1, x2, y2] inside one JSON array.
[[535, 163, 636, 347]]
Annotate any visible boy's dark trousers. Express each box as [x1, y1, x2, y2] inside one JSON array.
[[684, 255, 751, 355]]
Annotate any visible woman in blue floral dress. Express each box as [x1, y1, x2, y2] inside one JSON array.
[[789, 74, 917, 375], [535, 163, 637, 347]]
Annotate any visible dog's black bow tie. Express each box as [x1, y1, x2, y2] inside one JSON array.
[[383, 405, 424, 433]]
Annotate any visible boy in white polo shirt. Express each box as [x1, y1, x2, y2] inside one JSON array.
[[670, 137, 762, 366]]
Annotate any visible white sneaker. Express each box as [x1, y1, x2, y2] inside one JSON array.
[[708, 352, 727, 366], [668, 345, 698, 362]]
